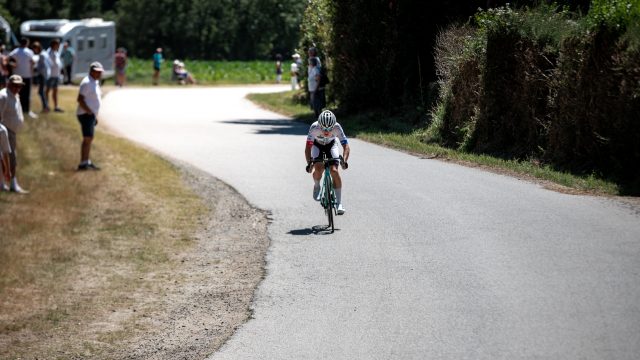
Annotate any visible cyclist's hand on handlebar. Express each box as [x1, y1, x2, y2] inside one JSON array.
[[305, 162, 312, 173], [341, 161, 349, 170]]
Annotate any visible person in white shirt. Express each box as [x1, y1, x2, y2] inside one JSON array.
[[46, 39, 64, 112], [304, 110, 350, 214], [9, 38, 37, 119], [290, 53, 300, 90], [76, 62, 103, 170], [0, 75, 28, 193], [307, 57, 321, 117], [33, 41, 51, 113]]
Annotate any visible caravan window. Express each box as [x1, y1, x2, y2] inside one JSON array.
[[88, 37, 95, 49], [100, 34, 107, 49], [77, 38, 84, 51]]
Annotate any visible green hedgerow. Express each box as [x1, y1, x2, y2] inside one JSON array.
[[587, 0, 640, 30]]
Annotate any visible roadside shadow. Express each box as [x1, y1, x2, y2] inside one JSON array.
[[288, 226, 339, 236], [221, 118, 307, 136]]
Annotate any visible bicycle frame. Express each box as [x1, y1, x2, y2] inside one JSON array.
[[313, 156, 340, 232]]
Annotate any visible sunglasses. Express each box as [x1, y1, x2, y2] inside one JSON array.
[[321, 126, 334, 132]]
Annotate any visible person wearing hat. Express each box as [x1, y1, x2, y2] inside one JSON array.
[[0, 75, 28, 193], [76, 62, 103, 170], [290, 53, 301, 90], [9, 38, 38, 119]]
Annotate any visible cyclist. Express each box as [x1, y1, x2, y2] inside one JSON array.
[[305, 110, 350, 214]]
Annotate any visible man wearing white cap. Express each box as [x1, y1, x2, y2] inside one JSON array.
[[0, 75, 27, 193], [76, 62, 103, 170], [291, 53, 301, 90]]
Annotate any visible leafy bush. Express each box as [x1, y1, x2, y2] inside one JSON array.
[[548, 27, 640, 190], [427, 25, 482, 148], [430, 2, 640, 192], [587, 0, 640, 29], [472, 5, 572, 158]]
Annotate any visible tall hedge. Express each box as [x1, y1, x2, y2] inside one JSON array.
[[299, 0, 482, 113], [549, 28, 640, 186], [430, 2, 640, 192]]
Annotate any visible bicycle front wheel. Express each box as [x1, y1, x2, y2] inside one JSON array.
[[324, 174, 334, 233]]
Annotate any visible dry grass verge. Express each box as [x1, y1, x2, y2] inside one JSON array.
[[0, 87, 269, 358]]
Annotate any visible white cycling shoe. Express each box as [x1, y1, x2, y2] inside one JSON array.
[[336, 203, 345, 215], [313, 185, 320, 201]]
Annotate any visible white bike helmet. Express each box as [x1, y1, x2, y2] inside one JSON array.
[[318, 110, 337, 129]]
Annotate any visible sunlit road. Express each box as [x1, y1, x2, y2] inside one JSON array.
[[101, 86, 640, 359]]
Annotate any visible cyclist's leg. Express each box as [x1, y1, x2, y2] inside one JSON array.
[[311, 145, 323, 200], [329, 141, 342, 188], [311, 144, 323, 182], [330, 164, 342, 205], [328, 142, 344, 213]]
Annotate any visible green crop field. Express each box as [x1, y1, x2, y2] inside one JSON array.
[[119, 58, 289, 86]]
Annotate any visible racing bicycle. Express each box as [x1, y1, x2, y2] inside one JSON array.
[[310, 155, 344, 233]]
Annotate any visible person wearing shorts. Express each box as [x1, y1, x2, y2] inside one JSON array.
[[304, 110, 350, 214], [0, 75, 27, 193], [46, 39, 64, 112], [76, 62, 103, 170]]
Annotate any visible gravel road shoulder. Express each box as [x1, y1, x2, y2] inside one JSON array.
[[113, 161, 270, 359]]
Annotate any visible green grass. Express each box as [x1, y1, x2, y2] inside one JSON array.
[[119, 58, 287, 86], [0, 87, 206, 358], [248, 91, 621, 195], [247, 91, 312, 119]]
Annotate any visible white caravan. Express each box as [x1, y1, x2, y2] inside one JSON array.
[[20, 18, 115, 82]]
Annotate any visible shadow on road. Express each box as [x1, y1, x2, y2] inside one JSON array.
[[221, 119, 307, 136], [287, 226, 339, 236]]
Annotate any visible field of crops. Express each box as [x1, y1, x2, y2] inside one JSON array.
[[120, 58, 289, 86]]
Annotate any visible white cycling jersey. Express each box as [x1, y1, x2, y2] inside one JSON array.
[[306, 121, 348, 146]]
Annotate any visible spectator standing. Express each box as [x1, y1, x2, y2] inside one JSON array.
[[46, 39, 63, 112], [152, 47, 163, 85], [0, 75, 28, 193], [33, 41, 50, 113], [308, 47, 326, 116], [60, 41, 75, 85], [114, 47, 128, 87], [275, 53, 283, 83], [9, 38, 37, 119], [76, 62, 103, 171], [290, 53, 300, 90], [0, 123, 11, 190], [307, 57, 323, 117], [308, 46, 321, 69], [0, 44, 9, 89]]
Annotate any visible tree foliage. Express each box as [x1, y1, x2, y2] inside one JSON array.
[[1, 0, 306, 60]]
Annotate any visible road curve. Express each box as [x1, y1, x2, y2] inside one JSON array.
[[100, 86, 640, 360]]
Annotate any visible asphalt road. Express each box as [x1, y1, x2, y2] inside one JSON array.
[[100, 86, 640, 359]]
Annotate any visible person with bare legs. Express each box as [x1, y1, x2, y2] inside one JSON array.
[[0, 75, 27, 193], [304, 110, 350, 214], [76, 62, 103, 170], [152, 47, 163, 85], [45, 39, 64, 112]]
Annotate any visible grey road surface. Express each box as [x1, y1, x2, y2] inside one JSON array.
[[100, 86, 640, 360]]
